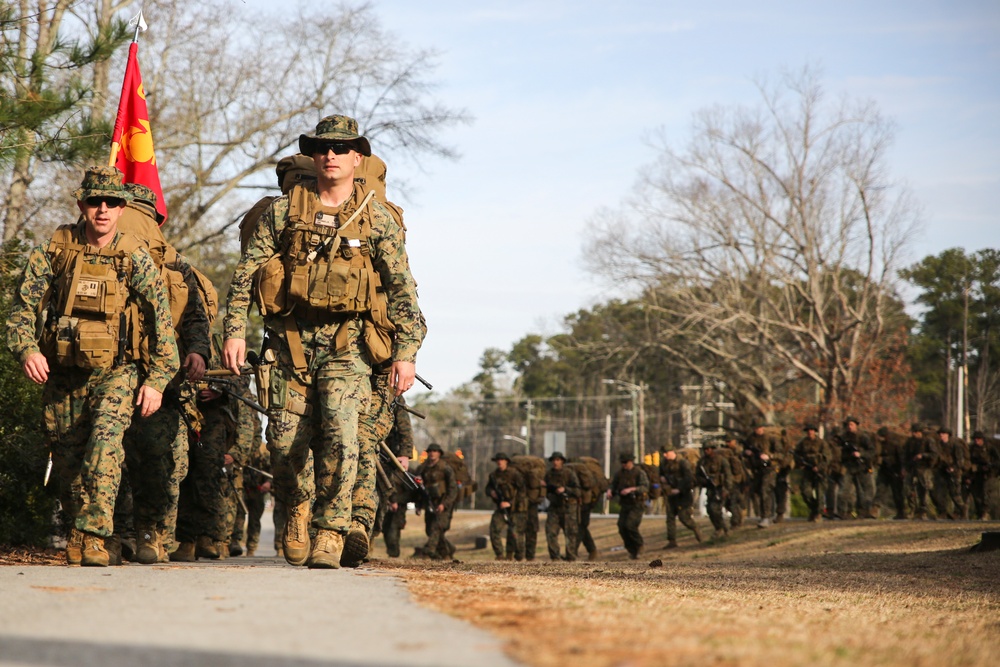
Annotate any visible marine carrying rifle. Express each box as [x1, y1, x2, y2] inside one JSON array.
[[487, 479, 512, 525], [377, 441, 433, 513]]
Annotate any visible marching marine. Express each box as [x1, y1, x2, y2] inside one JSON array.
[[486, 452, 527, 560], [609, 452, 649, 559], [6, 166, 179, 566]]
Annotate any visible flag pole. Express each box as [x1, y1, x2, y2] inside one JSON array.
[[110, 10, 148, 166]]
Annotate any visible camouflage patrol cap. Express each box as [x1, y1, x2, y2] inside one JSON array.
[[492, 452, 511, 462], [72, 166, 132, 202], [299, 114, 372, 157], [275, 154, 317, 194], [425, 443, 443, 454], [124, 183, 164, 224]]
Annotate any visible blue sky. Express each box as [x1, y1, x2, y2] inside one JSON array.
[[254, 1, 1000, 393]]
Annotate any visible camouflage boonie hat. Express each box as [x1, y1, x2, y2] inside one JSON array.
[[492, 452, 510, 462], [275, 154, 317, 194], [298, 114, 372, 157], [72, 166, 132, 202], [619, 452, 635, 463], [548, 451, 566, 462], [973, 431, 986, 440], [426, 443, 443, 454], [124, 183, 163, 223]]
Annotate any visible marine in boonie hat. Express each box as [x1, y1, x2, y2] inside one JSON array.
[[298, 114, 372, 157], [125, 183, 163, 224], [72, 166, 133, 203], [425, 443, 443, 454], [492, 452, 511, 462], [619, 452, 635, 463], [548, 451, 566, 462]]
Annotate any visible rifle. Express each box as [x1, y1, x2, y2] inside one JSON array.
[[838, 436, 867, 470], [390, 373, 434, 419], [696, 462, 724, 503], [378, 441, 433, 513], [488, 478, 512, 525]]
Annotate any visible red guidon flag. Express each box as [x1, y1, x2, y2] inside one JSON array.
[[109, 41, 167, 222]]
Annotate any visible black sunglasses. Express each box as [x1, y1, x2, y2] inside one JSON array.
[[315, 142, 354, 155], [85, 195, 126, 208]]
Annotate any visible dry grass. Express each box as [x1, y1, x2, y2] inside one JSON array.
[[373, 511, 1000, 667]]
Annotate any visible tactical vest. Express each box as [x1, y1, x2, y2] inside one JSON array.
[[254, 184, 395, 365], [41, 226, 144, 370]]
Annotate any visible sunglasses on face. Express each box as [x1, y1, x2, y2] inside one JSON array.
[[315, 142, 354, 155], [85, 196, 126, 208]]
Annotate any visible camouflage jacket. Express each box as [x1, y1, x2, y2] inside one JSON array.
[[937, 437, 969, 472], [658, 457, 695, 495], [610, 465, 649, 505], [794, 435, 829, 473], [968, 442, 999, 475], [838, 431, 877, 471], [6, 225, 179, 392], [545, 465, 582, 506], [744, 432, 787, 471], [696, 453, 732, 491], [172, 253, 211, 367], [904, 436, 939, 471], [416, 459, 457, 509], [224, 183, 426, 364], [486, 467, 527, 513]]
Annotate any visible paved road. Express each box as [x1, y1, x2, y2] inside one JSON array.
[[0, 512, 521, 667]]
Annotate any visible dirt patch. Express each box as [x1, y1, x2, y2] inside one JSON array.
[[373, 512, 1000, 667], [0, 546, 64, 567]]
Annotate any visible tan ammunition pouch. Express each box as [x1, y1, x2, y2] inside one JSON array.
[[42, 226, 142, 370]]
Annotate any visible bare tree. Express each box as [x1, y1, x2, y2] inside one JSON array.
[[139, 0, 469, 252], [586, 67, 918, 425]]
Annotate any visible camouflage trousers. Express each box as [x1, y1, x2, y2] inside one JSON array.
[[221, 465, 243, 543], [422, 507, 454, 559], [233, 487, 266, 551], [176, 402, 231, 542], [665, 494, 698, 541], [123, 400, 184, 528], [932, 468, 967, 519], [726, 482, 746, 527], [908, 467, 934, 516], [753, 466, 777, 519], [838, 467, 875, 517], [545, 503, 579, 561], [490, 509, 525, 560], [799, 471, 827, 519], [161, 418, 190, 549], [266, 338, 371, 534], [382, 503, 407, 557], [43, 364, 139, 537], [704, 488, 727, 532], [524, 503, 540, 560], [273, 498, 287, 552], [351, 366, 395, 532], [576, 501, 597, 557], [775, 469, 790, 518], [617, 501, 644, 557]]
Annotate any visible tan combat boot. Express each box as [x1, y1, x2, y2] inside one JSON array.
[[283, 501, 311, 566], [66, 528, 84, 566], [81, 534, 110, 567], [307, 529, 343, 569], [136, 524, 160, 565], [213, 540, 229, 560], [156, 529, 171, 563], [341, 520, 369, 568], [169, 541, 197, 562], [195, 535, 220, 559]]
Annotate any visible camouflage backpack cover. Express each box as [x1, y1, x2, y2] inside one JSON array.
[[443, 451, 475, 501], [510, 455, 546, 504]]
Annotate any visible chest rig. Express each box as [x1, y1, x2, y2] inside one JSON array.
[[42, 225, 143, 370], [282, 184, 378, 316]]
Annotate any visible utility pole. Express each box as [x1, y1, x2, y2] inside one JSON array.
[[603, 379, 644, 462]]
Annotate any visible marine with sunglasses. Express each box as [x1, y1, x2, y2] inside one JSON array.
[[5, 166, 179, 566], [222, 115, 424, 569]]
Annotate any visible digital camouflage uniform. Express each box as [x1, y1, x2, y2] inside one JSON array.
[[932, 433, 969, 520], [722, 442, 747, 527], [610, 462, 649, 558], [6, 202, 178, 543], [658, 455, 701, 545], [793, 433, 829, 521], [836, 426, 877, 518], [544, 462, 581, 561], [744, 430, 781, 523], [904, 430, 939, 518], [234, 434, 269, 555], [225, 174, 424, 550], [965, 435, 999, 519], [824, 431, 844, 518], [222, 372, 263, 554], [876, 430, 908, 519], [696, 448, 732, 537], [415, 456, 457, 559], [377, 400, 415, 558], [486, 462, 527, 560]]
